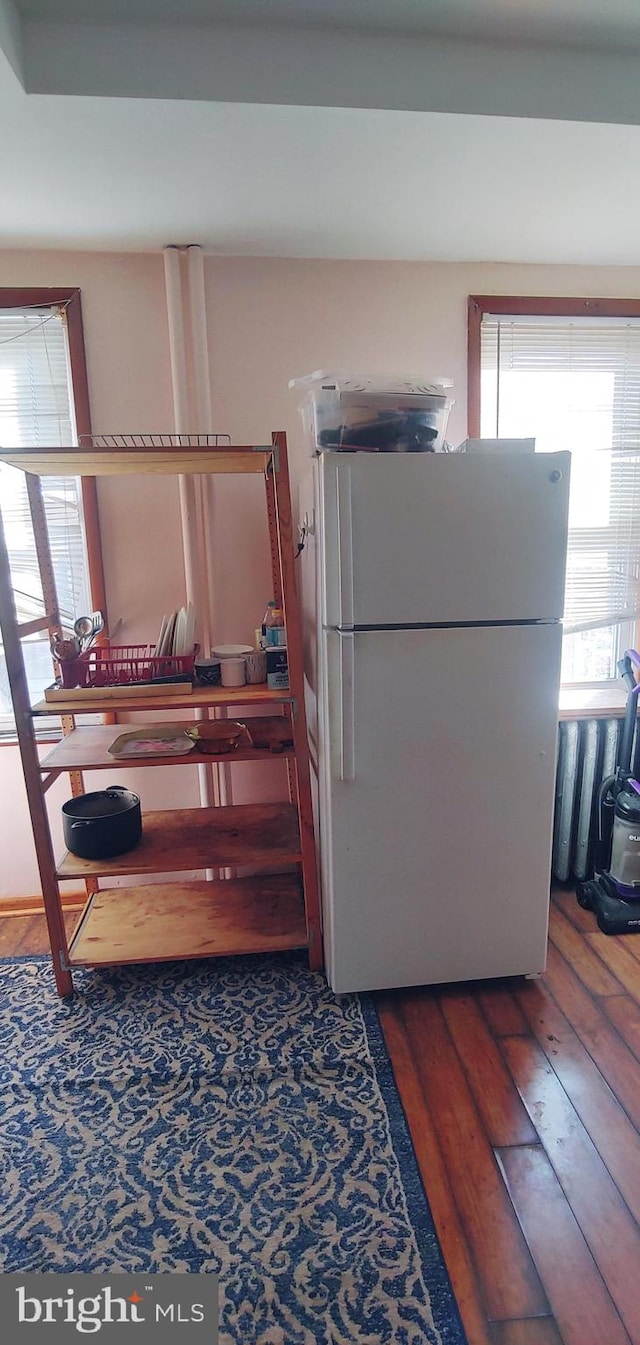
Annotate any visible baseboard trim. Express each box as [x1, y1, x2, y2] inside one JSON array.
[[0, 891, 87, 918]]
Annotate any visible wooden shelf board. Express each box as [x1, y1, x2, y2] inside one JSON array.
[[56, 802, 301, 879], [31, 684, 293, 716], [40, 718, 295, 771], [68, 875, 308, 965], [0, 445, 274, 477]]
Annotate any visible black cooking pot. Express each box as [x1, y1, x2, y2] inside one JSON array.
[[62, 785, 142, 860]]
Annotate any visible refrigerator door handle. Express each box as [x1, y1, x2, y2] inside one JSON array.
[[336, 465, 355, 628], [338, 631, 356, 781]]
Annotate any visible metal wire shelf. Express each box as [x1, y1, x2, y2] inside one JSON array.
[[78, 433, 232, 449]]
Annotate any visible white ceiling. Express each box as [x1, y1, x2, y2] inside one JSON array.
[[3, 0, 640, 263]]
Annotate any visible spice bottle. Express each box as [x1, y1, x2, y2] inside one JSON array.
[[263, 599, 286, 647]]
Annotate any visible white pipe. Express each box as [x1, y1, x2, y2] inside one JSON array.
[[186, 246, 213, 437], [186, 245, 214, 657], [163, 245, 215, 819], [186, 246, 215, 662], [163, 247, 199, 605], [186, 245, 232, 817]]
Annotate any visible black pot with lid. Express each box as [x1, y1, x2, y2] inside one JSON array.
[[62, 785, 142, 860]]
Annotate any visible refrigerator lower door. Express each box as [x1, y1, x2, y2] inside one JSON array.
[[319, 621, 561, 993]]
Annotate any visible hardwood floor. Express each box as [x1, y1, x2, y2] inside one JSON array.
[[3, 889, 640, 1344], [378, 888, 640, 1345]]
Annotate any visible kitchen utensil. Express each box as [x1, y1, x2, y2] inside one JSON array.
[[62, 784, 142, 859], [74, 611, 104, 651], [50, 635, 80, 660], [73, 615, 94, 649], [86, 611, 104, 647]]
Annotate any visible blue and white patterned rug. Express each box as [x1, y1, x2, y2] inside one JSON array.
[[0, 954, 467, 1345]]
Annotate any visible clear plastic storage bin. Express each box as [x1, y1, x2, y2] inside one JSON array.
[[289, 371, 453, 454]]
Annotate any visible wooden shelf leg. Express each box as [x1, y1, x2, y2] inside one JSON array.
[[270, 432, 323, 972], [0, 483, 74, 998], [44, 882, 74, 999]]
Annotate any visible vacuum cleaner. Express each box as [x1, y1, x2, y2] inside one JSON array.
[[577, 651, 640, 933]]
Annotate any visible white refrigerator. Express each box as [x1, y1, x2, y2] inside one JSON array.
[[299, 450, 571, 994]]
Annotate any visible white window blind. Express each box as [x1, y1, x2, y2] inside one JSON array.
[[480, 314, 640, 685], [0, 307, 89, 729]]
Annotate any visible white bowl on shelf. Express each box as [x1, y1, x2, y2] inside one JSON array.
[[212, 644, 253, 659]]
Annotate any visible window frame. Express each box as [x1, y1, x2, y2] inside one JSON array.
[[468, 295, 640, 691], [467, 294, 640, 436], [0, 286, 106, 740]]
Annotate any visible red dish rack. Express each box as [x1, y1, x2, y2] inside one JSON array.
[[58, 644, 197, 689]]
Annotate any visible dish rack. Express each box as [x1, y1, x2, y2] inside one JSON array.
[[60, 644, 197, 688]]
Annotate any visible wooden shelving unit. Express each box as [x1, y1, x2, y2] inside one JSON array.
[[0, 432, 322, 996]]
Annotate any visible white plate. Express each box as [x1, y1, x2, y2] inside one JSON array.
[[159, 612, 174, 657], [154, 614, 168, 658], [184, 601, 196, 655], [163, 611, 177, 657], [176, 606, 189, 656], [172, 608, 182, 656]]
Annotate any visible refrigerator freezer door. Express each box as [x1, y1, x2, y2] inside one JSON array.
[[319, 621, 561, 993], [319, 451, 570, 628]]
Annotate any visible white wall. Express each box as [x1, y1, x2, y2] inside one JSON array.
[[3, 250, 640, 897]]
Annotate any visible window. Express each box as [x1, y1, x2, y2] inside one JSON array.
[[469, 297, 640, 688], [0, 289, 101, 735]]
